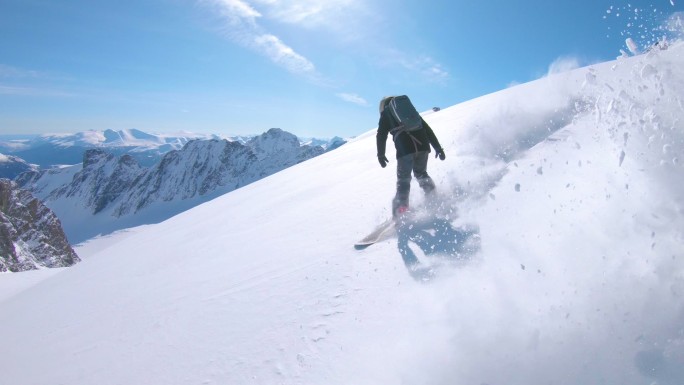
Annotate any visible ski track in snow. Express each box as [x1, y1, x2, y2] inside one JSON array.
[[1, 43, 684, 385]]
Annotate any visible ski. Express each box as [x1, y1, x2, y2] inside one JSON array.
[[354, 219, 396, 250]]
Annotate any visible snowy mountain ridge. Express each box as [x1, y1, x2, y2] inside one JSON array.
[[0, 128, 347, 170], [0, 129, 218, 168], [17, 128, 327, 243], [1, 42, 683, 385], [0, 153, 38, 180]]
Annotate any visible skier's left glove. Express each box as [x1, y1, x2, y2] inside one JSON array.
[[435, 149, 446, 160], [378, 155, 389, 168]]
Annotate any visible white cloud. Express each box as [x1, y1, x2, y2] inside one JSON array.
[[423, 63, 450, 82], [336, 92, 368, 106], [252, 0, 367, 31], [256, 0, 324, 24], [201, 0, 450, 87], [0, 85, 74, 97], [208, 0, 261, 25], [201, 0, 318, 78], [547, 56, 581, 76], [380, 50, 451, 84], [0, 65, 73, 97], [253, 34, 315, 74], [0, 64, 43, 79]]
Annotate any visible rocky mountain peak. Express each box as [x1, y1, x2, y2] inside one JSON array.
[[83, 149, 112, 168], [0, 179, 79, 272], [248, 128, 301, 160]]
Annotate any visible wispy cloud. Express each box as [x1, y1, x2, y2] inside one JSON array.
[[253, 34, 315, 75], [251, 0, 452, 83], [0, 84, 74, 97], [379, 50, 451, 85], [201, 0, 318, 79], [0, 65, 74, 97], [336, 92, 368, 106], [421, 61, 450, 83], [209, 0, 261, 26], [0, 64, 43, 79], [200, 0, 450, 93], [253, 0, 325, 24], [251, 0, 370, 36]]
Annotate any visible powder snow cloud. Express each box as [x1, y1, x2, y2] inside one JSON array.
[[547, 56, 581, 76]]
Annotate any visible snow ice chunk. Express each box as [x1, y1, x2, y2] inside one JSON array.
[[626, 38, 639, 55], [515, 183, 521, 192], [619, 150, 626, 166]]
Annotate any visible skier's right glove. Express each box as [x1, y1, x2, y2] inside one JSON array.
[[378, 155, 389, 168], [435, 149, 446, 160]]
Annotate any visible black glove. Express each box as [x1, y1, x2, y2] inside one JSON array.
[[435, 148, 446, 160], [378, 155, 389, 168]]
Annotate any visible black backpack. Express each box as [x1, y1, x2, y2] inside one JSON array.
[[386, 95, 423, 134]]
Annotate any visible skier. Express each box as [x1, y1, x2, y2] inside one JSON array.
[[376, 96, 445, 218]]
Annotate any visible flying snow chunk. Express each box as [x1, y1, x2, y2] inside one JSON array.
[[626, 38, 639, 55]]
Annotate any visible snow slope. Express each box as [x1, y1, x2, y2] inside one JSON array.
[[1, 44, 684, 385]]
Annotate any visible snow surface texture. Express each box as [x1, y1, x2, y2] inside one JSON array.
[[1, 44, 684, 385]]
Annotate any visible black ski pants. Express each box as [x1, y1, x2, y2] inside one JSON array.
[[392, 151, 435, 214]]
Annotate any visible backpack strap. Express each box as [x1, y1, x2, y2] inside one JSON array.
[[385, 106, 423, 151], [389, 120, 423, 152]]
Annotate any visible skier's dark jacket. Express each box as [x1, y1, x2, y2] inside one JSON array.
[[376, 107, 443, 159]]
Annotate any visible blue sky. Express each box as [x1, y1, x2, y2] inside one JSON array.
[[1, 0, 682, 138]]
